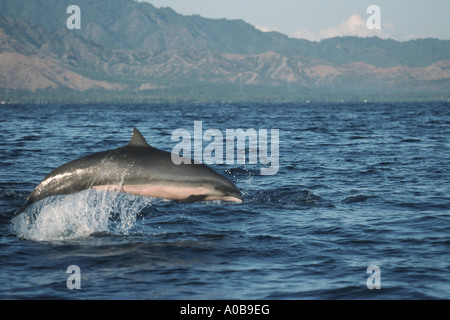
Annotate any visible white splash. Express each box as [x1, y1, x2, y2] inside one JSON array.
[[13, 189, 153, 241]]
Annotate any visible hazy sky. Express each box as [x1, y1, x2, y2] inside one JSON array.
[[137, 0, 450, 41]]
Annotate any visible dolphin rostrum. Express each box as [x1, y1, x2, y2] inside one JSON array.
[[15, 128, 243, 216]]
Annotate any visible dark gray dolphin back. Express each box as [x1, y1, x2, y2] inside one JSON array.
[[15, 128, 242, 216]]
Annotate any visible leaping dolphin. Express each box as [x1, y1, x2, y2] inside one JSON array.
[[15, 128, 243, 216]]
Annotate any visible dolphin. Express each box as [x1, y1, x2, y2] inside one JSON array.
[[15, 128, 243, 216]]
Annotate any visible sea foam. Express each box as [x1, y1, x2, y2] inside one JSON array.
[[13, 189, 153, 241]]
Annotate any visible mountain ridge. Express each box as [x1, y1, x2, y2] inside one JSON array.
[[0, 0, 449, 102]]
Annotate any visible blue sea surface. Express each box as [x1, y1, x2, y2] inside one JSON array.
[[0, 102, 449, 299]]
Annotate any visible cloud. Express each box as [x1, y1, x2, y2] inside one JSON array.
[[321, 14, 378, 38], [291, 14, 394, 41], [291, 28, 320, 42]]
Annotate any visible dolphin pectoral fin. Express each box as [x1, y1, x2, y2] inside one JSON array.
[[176, 195, 208, 203], [176, 194, 244, 203]]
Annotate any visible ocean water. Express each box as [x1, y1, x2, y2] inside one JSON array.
[[0, 102, 449, 300]]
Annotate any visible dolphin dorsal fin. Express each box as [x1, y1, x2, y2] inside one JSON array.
[[127, 128, 151, 147]]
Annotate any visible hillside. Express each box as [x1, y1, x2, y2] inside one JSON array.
[[0, 0, 449, 102]]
